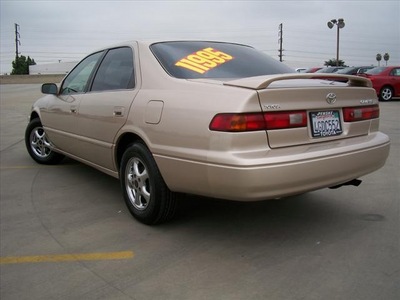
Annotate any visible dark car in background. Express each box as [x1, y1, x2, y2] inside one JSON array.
[[315, 67, 344, 73], [336, 66, 375, 75], [359, 66, 400, 101]]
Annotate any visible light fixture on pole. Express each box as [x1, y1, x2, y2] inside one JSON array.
[[327, 18, 345, 67]]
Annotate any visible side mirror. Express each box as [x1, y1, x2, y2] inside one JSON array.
[[41, 83, 58, 95]]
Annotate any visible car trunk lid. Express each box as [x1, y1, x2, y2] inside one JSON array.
[[224, 74, 379, 149]]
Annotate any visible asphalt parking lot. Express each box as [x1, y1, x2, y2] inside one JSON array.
[[0, 84, 399, 300]]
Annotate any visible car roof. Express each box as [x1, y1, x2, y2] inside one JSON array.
[[91, 40, 252, 51]]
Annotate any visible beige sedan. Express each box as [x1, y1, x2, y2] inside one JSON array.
[[25, 41, 390, 224]]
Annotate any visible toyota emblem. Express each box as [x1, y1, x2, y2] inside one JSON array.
[[326, 93, 337, 104]]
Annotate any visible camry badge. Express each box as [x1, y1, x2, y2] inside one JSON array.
[[326, 93, 337, 104], [360, 99, 374, 105]]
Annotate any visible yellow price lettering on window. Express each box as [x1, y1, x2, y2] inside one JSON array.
[[175, 47, 234, 74]]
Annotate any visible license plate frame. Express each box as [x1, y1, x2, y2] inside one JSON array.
[[310, 110, 343, 138]]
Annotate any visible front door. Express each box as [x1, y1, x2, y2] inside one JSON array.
[[42, 51, 104, 156], [73, 47, 138, 171]]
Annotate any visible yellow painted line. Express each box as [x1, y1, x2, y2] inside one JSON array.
[[0, 164, 79, 170], [0, 166, 48, 170], [0, 251, 134, 265]]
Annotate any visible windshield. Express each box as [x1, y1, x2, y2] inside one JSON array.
[[365, 67, 386, 75], [150, 41, 293, 79], [315, 67, 343, 73], [335, 67, 356, 74]]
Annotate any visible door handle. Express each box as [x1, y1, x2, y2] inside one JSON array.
[[70, 106, 78, 113], [113, 107, 125, 117]]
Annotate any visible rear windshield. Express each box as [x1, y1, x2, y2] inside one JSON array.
[[150, 41, 293, 79]]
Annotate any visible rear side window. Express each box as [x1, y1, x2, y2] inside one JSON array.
[[150, 41, 293, 79], [91, 47, 135, 91]]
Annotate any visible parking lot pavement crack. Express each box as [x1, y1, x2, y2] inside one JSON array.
[[28, 168, 137, 300], [72, 261, 139, 300], [29, 167, 74, 257], [0, 138, 24, 153]]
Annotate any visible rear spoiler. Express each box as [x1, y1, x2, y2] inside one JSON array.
[[223, 73, 372, 90]]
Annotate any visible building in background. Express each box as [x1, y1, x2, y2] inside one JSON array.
[[29, 61, 78, 75]]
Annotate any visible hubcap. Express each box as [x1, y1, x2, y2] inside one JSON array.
[[382, 88, 392, 101], [30, 127, 52, 158], [125, 157, 150, 210]]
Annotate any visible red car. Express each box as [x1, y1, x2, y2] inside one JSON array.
[[304, 67, 322, 73], [359, 66, 400, 101]]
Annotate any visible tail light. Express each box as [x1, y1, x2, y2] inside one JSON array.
[[209, 113, 266, 132], [343, 105, 379, 122], [209, 111, 307, 132], [264, 111, 307, 130]]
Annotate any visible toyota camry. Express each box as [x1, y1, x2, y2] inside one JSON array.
[[25, 41, 391, 224]]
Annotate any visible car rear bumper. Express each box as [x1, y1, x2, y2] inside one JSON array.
[[155, 132, 390, 201]]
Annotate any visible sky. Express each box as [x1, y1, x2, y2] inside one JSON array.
[[1, 0, 399, 74]]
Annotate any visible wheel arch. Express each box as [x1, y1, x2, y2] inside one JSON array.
[[380, 84, 394, 92], [115, 132, 147, 173], [29, 110, 40, 122]]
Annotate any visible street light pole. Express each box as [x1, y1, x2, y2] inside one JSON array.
[[327, 18, 345, 67]]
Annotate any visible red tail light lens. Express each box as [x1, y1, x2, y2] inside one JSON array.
[[209, 111, 307, 132], [343, 105, 379, 122], [209, 113, 266, 132]]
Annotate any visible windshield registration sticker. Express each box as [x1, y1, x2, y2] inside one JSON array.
[[175, 47, 234, 74]]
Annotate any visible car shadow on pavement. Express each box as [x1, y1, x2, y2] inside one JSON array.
[[164, 191, 362, 241]]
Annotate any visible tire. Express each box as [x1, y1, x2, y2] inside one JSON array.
[[25, 118, 65, 165], [120, 142, 177, 225], [379, 86, 393, 101]]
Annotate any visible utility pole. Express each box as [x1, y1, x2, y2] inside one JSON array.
[[15, 23, 21, 59], [278, 23, 283, 62]]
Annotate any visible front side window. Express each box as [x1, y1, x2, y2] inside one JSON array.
[[390, 68, 400, 76], [91, 47, 135, 92], [60, 51, 104, 95], [150, 41, 293, 79]]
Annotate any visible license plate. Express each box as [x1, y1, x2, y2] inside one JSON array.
[[310, 110, 342, 138]]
